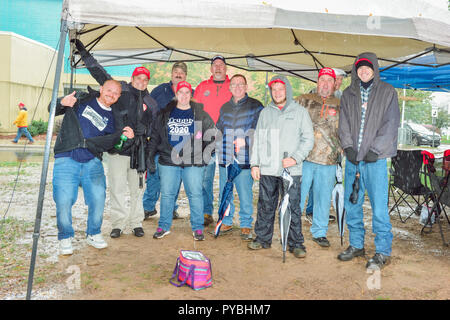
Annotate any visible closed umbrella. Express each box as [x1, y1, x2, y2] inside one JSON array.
[[279, 152, 294, 263], [332, 162, 346, 245], [214, 160, 242, 237]]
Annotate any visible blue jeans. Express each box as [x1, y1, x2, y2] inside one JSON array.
[[300, 161, 336, 238], [52, 157, 106, 240], [219, 166, 254, 229], [344, 159, 393, 256], [305, 188, 313, 214], [203, 154, 216, 216], [159, 164, 205, 232], [13, 127, 34, 143], [143, 155, 179, 212]]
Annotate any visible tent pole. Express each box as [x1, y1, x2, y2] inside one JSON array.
[[401, 88, 406, 129], [26, 19, 68, 300]]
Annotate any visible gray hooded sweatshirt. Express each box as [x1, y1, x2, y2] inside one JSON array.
[[250, 75, 314, 176], [339, 52, 400, 161]]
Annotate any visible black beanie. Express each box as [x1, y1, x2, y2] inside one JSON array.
[[355, 58, 373, 70]]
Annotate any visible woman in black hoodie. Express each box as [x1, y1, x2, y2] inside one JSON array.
[[148, 81, 215, 241]]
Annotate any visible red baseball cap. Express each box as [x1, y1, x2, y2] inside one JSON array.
[[18, 102, 25, 107], [176, 81, 192, 93], [318, 67, 336, 80], [132, 66, 150, 79], [268, 79, 286, 88]]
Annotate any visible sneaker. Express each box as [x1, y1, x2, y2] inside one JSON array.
[[144, 209, 157, 220], [305, 212, 313, 224], [247, 241, 271, 250], [329, 215, 336, 222], [133, 227, 145, 237], [290, 246, 307, 258], [11, 140, 18, 144], [110, 228, 122, 238], [86, 234, 108, 249], [153, 227, 170, 239], [59, 238, 73, 255], [240, 228, 253, 241], [312, 237, 330, 248], [193, 230, 205, 241], [203, 214, 214, 226], [366, 253, 391, 270], [219, 224, 233, 235], [337, 245, 365, 261], [28, 141, 34, 144]]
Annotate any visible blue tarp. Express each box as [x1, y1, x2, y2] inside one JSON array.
[[380, 55, 450, 92]]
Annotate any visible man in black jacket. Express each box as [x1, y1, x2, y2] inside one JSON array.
[[53, 80, 134, 255], [74, 40, 158, 238]]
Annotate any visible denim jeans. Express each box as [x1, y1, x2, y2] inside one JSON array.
[[52, 157, 106, 240], [305, 188, 313, 214], [344, 159, 393, 256], [159, 164, 205, 232], [143, 154, 179, 212], [13, 127, 34, 143], [219, 166, 254, 229], [300, 161, 336, 238], [202, 154, 216, 216]]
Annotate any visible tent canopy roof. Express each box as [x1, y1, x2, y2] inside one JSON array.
[[63, 0, 450, 81]]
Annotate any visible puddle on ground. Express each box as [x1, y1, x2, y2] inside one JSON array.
[[0, 150, 53, 163]]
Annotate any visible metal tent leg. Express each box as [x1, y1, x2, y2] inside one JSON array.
[[26, 19, 68, 300]]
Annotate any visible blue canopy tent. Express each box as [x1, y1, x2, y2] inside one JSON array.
[[380, 54, 450, 92]]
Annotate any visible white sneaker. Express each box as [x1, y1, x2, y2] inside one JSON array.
[[59, 238, 73, 255], [86, 234, 108, 249]]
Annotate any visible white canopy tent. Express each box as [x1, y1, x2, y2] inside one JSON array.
[[26, 0, 450, 299], [64, 0, 450, 81]]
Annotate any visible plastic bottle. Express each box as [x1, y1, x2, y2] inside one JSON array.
[[114, 134, 128, 151]]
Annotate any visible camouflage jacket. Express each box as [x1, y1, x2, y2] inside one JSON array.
[[296, 93, 342, 165]]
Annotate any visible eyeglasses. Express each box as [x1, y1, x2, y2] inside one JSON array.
[[230, 84, 246, 88]]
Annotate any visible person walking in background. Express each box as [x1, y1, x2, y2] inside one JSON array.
[[215, 74, 263, 241], [338, 53, 400, 270], [12, 102, 35, 144], [193, 55, 232, 227]]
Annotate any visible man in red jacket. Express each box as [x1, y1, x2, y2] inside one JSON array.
[[193, 55, 232, 226]]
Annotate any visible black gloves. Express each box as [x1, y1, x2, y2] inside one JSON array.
[[363, 150, 378, 163], [344, 147, 358, 165], [146, 157, 156, 174]]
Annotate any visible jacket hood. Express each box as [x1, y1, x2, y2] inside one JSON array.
[[268, 75, 293, 108], [350, 52, 380, 91]]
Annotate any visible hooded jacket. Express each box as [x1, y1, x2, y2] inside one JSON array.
[[250, 75, 314, 176], [13, 108, 29, 128], [147, 100, 216, 169], [339, 52, 400, 161]]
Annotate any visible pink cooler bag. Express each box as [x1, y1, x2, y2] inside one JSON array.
[[170, 250, 212, 290]]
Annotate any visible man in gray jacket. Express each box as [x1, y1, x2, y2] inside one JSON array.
[[248, 75, 314, 258], [338, 52, 400, 269]]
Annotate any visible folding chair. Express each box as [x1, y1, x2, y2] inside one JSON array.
[[388, 150, 431, 223], [421, 150, 450, 246]]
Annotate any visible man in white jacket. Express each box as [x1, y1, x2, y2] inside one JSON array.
[[248, 75, 314, 258]]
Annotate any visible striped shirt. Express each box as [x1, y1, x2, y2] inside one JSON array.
[[357, 82, 372, 151]]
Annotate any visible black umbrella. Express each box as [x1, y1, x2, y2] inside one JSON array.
[[279, 152, 293, 263], [130, 91, 147, 188]]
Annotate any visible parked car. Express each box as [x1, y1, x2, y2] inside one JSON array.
[[405, 123, 441, 147]]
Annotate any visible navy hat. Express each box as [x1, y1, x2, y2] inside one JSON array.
[[211, 55, 226, 64]]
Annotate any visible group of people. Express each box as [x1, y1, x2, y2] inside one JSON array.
[[53, 39, 399, 271]]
